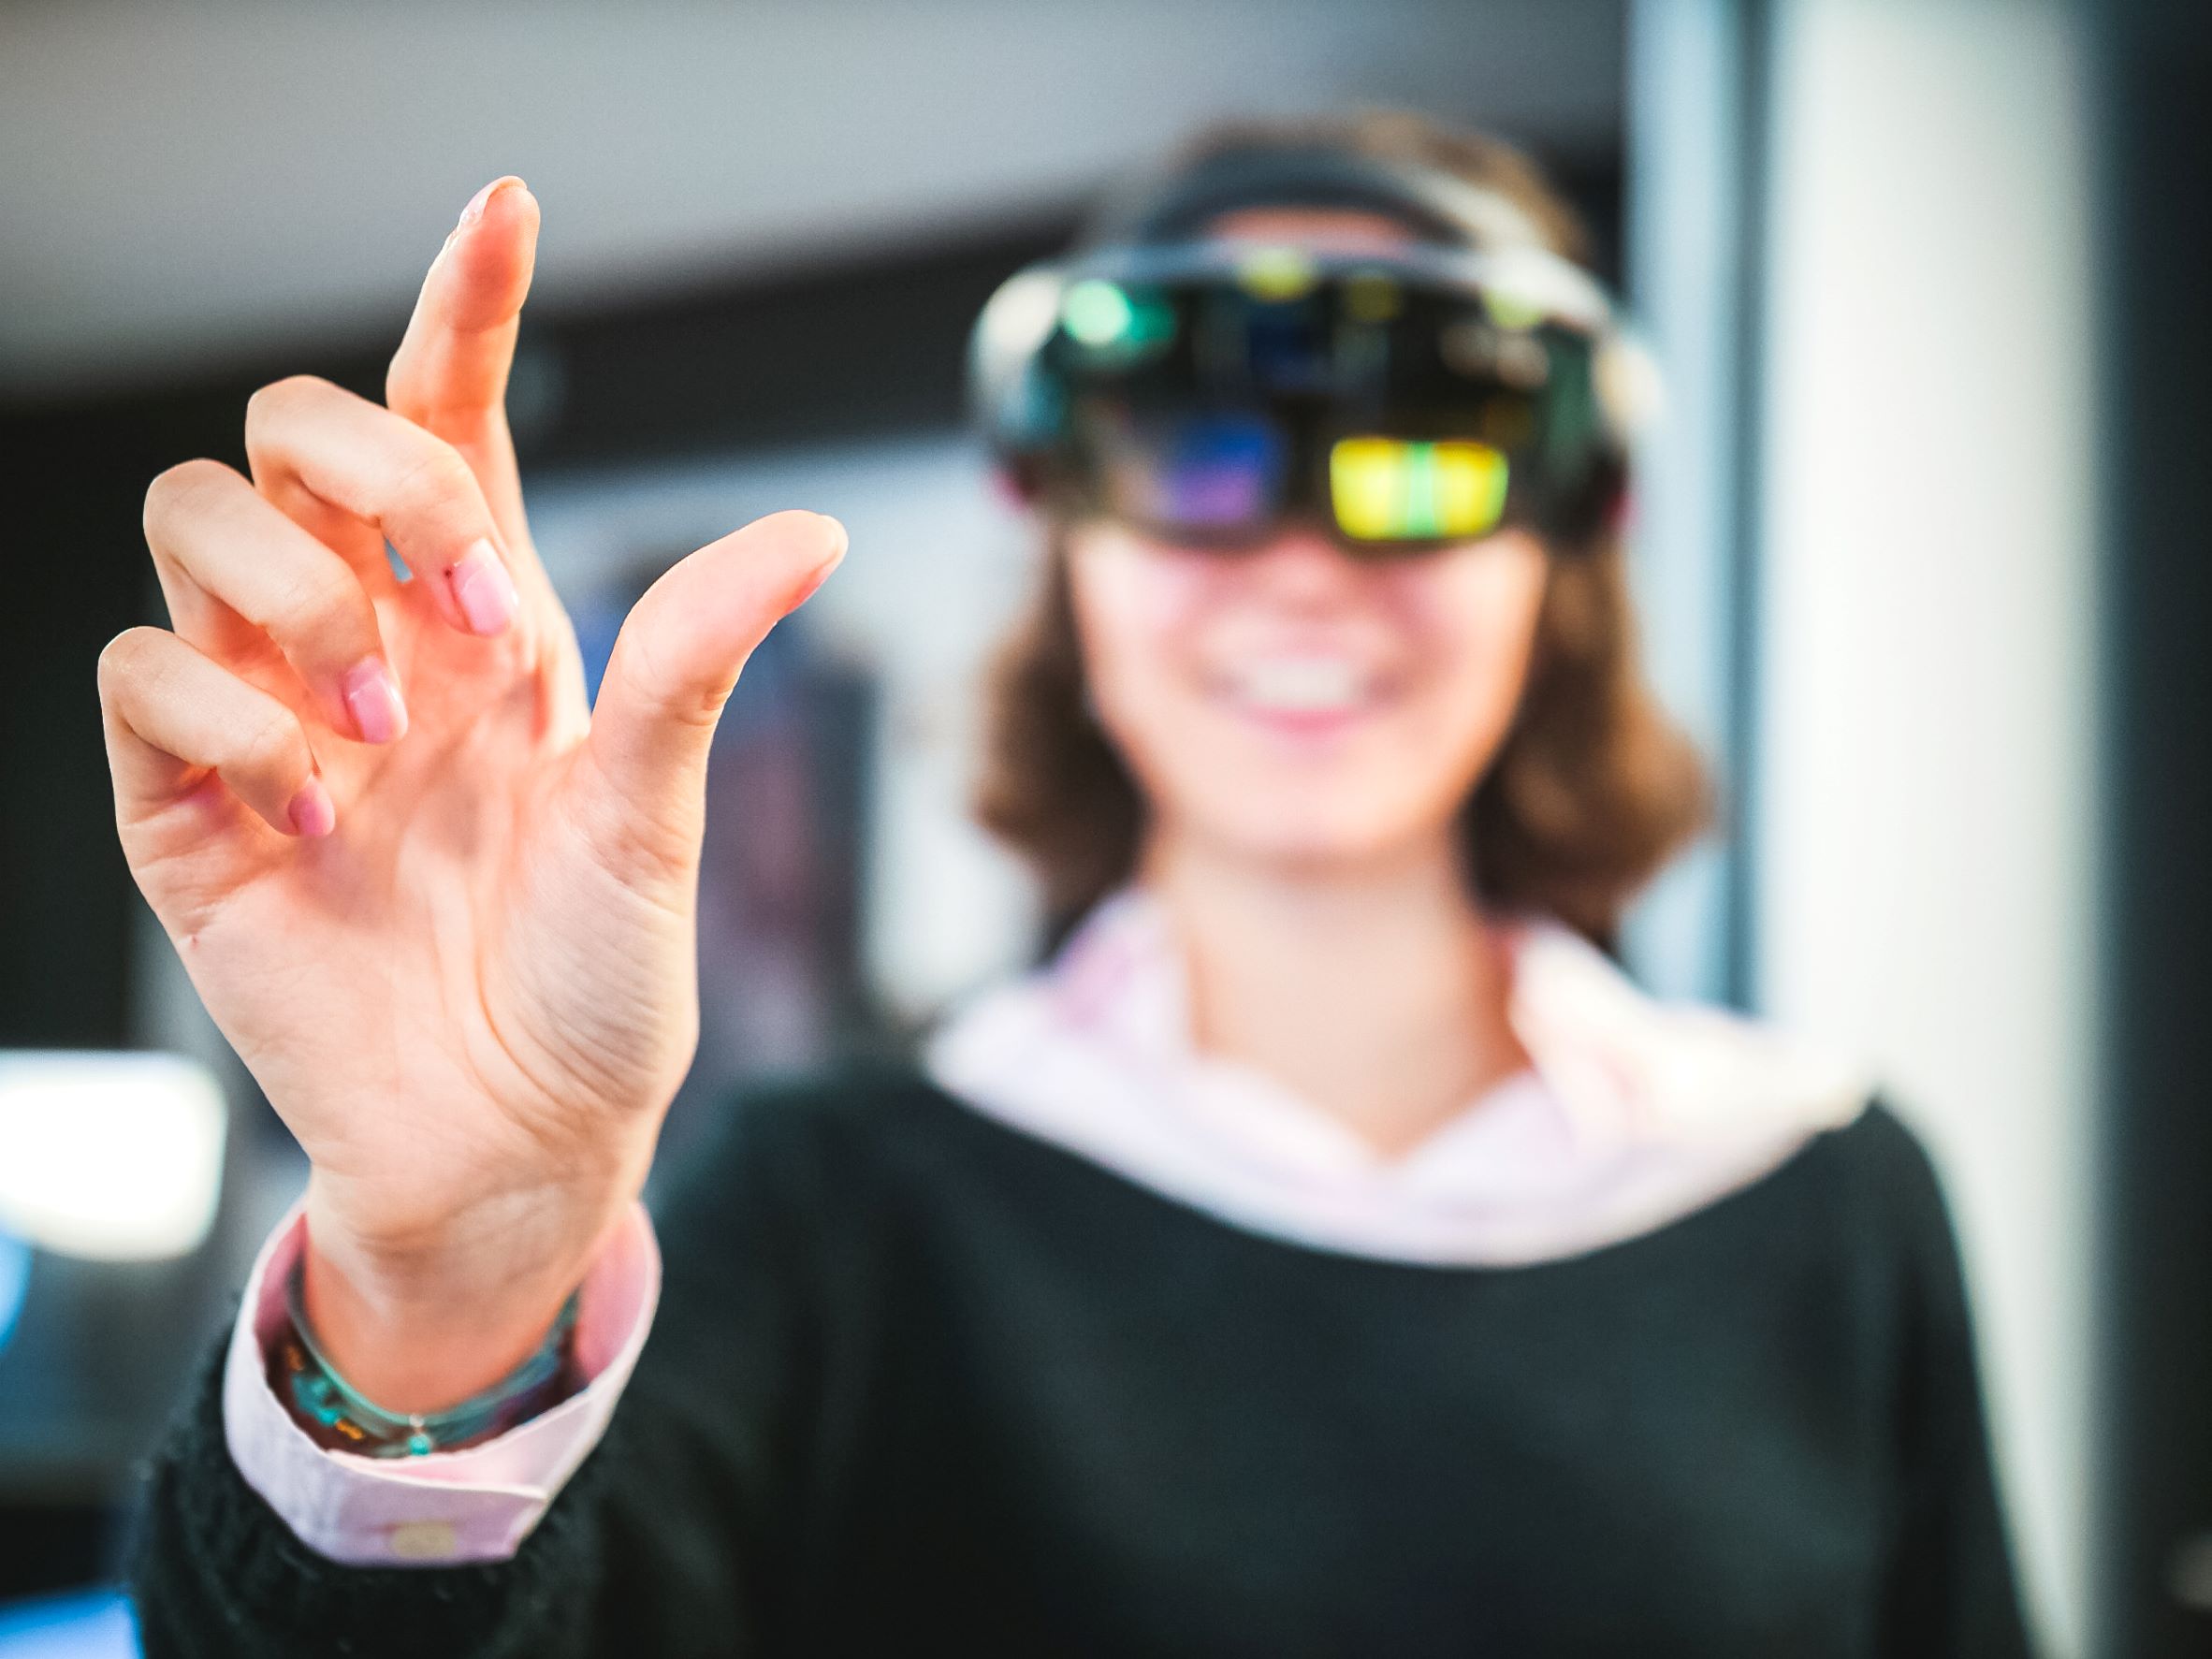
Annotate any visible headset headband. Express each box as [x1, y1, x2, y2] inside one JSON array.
[[1079, 144, 1555, 256]]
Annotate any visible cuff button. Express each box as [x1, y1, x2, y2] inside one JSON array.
[[388, 1520, 459, 1561]]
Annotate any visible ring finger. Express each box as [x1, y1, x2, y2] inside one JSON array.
[[143, 458, 410, 745]]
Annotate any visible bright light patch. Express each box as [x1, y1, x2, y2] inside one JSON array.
[[0, 1052, 226, 1259], [1330, 438, 1510, 541]]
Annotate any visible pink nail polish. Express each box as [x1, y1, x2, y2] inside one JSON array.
[[341, 658, 408, 745], [448, 540, 521, 635], [287, 777, 337, 838]]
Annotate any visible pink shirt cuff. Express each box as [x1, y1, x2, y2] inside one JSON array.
[[220, 1198, 661, 1567]]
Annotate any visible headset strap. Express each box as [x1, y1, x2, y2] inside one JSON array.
[[1081, 145, 1552, 255]]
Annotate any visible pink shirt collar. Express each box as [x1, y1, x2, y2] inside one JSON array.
[[924, 883, 1870, 1264]]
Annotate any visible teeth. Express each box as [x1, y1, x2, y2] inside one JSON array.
[[1226, 655, 1370, 713]]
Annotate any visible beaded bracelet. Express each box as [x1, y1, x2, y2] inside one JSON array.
[[274, 1254, 582, 1458]]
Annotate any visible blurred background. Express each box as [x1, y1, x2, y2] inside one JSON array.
[[0, 1, 2205, 1654]]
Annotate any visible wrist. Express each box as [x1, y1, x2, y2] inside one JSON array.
[[299, 1184, 625, 1414], [280, 1251, 580, 1455]]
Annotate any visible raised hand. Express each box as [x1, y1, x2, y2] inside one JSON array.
[[96, 179, 845, 1410]]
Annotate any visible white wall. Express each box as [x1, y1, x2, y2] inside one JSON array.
[[1755, 3, 2098, 1651]]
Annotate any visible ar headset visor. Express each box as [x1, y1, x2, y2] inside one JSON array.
[[968, 150, 1645, 558]]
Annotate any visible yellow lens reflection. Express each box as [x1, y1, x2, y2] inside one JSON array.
[[1235, 247, 1318, 302], [1330, 438, 1510, 540]]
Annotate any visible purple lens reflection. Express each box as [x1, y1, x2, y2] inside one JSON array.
[[1146, 415, 1285, 526]]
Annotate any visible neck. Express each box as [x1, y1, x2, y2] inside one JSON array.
[[1135, 829, 1532, 1159]]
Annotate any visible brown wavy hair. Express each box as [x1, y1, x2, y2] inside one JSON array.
[[971, 111, 1711, 953]]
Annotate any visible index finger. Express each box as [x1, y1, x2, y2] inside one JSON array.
[[386, 176, 539, 552]]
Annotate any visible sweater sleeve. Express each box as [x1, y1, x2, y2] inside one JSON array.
[[1855, 1104, 2036, 1659], [125, 1077, 834, 1658]]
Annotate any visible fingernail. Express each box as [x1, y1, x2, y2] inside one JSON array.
[[287, 777, 336, 838], [448, 540, 520, 635], [456, 176, 520, 231], [341, 658, 409, 744], [785, 515, 848, 608], [789, 556, 838, 610]]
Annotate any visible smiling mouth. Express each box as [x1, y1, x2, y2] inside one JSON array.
[[1214, 653, 1390, 725]]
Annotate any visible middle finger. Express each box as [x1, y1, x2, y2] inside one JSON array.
[[243, 373, 525, 643]]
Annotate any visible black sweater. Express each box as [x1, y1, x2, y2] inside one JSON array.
[[127, 1064, 2031, 1656]]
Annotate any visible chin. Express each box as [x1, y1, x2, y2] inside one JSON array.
[[1187, 786, 1450, 874]]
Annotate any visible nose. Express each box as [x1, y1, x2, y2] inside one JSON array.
[[1226, 526, 1377, 610]]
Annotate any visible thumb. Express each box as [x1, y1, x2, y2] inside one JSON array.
[[570, 509, 846, 874]]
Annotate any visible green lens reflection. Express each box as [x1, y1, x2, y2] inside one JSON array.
[[1061, 281, 1175, 363], [1063, 280, 1135, 346]]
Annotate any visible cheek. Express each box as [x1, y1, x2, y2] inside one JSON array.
[[1069, 542, 1217, 707], [1367, 549, 1548, 805], [1387, 528, 1542, 669], [1409, 557, 1545, 725]]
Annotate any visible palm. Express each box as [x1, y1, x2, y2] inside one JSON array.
[[131, 560, 660, 1245]]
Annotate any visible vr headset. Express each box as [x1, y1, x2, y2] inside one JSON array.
[[968, 146, 1647, 557]]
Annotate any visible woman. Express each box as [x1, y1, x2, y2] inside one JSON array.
[[112, 115, 2029, 1655]]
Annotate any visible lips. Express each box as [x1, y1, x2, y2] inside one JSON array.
[[1214, 652, 1388, 725]]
